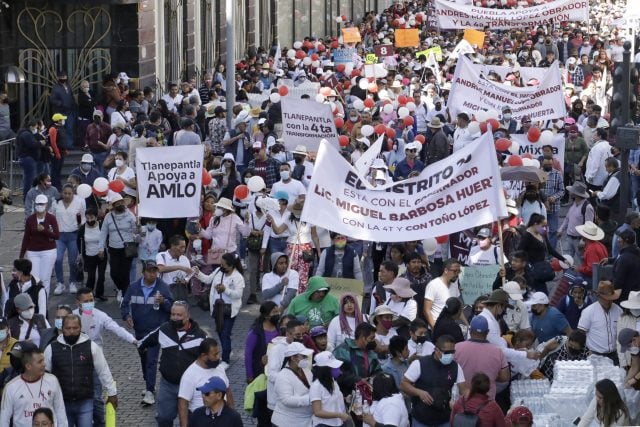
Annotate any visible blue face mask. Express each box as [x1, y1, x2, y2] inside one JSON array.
[[0, 330, 7, 342], [81, 302, 95, 313], [331, 367, 342, 379], [440, 353, 454, 365], [54, 318, 63, 330]]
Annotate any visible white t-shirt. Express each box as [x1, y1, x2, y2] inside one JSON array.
[[404, 358, 465, 384], [385, 298, 418, 321], [108, 167, 137, 197], [177, 362, 229, 412], [375, 329, 398, 347], [424, 277, 460, 322], [271, 179, 307, 206], [52, 196, 85, 232], [467, 245, 508, 266], [0, 373, 67, 427], [156, 251, 192, 285], [309, 379, 345, 427], [366, 393, 410, 427], [408, 339, 435, 357], [326, 315, 356, 351]]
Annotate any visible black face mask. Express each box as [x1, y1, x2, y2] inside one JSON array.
[[279, 327, 287, 336], [567, 346, 581, 356], [415, 335, 428, 344], [64, 334, 80, 345], [86, 220, 97, 226], [366, 340, 377, 351], [205, 359, 220, 369], [269, 314, 281, 326], [114, 205, 126, 213], [93, 117, 102, 124], [293, 337, 304, 344], [170, 319, 184, 330]]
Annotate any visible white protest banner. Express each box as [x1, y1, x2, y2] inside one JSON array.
[[281, 98, 339, 151], [355, 136, 383, 174], [510, 134, 565, 167], [278, 80, 321, 99], [459, 265, 501, 305], [135, 145, 204, 218], [434, 0, 589, 30], [449, 39, 475, 60], [448, 56, 565, 122], [472, 63, 546, 85], [301, 131, 507, 242], [333, 48, 356, 64]]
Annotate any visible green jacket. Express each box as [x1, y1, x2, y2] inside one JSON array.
[[286, 276, 339, 327], [333, 338, 381, 380]]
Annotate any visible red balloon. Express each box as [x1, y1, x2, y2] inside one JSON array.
[[336, 63, 346, 73], [375, 124, 386, 135], [317, 44, 326, 52], [351, 69, 360, 78], [403, 116, 414, 127], [278, 86, 289, 96], [367, 83, 378, 93], [338, 135, 350, 147], [435, 235, 449, 244], [487, 118, 500, 131], [527, 127, 541, 143], [319, 87, 332, 96], [507, 154, 523, 166], [330, 40, 339, 49], [311, 53, 319, 61], [92, 187, 108, 197], [341, 15, 347, 21], [392, 19, 400, 27], [495, 138, 512, 151], [550, 258, 562, 272], [397, 95, 408, 105], [415, 14, 423, 22], [522, 153, 534, 159], [479, 121, 488, 133], [335, 117, 344, 128], [108, 180, 125, 193], [295, 50, 306, 59], [385, 128, 396, 139], [415, 134, 426, 144], [202, 169, 212, 186], [234, 184, 249, 200], [364, 98, 375, 109]]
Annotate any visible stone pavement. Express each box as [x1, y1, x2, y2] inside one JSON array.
[[0, 206, 259, 426]]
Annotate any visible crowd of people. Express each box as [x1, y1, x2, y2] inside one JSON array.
[[2, 0, 640, 426]]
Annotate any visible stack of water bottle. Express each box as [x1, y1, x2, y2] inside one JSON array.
[[510, 379, 551, 415], [545, 360, 594, 424], [590, 355, 625, 388]]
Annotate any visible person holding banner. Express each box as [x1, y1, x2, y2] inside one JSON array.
[[315, 233, 363, 281]]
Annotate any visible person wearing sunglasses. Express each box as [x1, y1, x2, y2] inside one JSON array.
[[393, 142, 424, 181], [188, 376, 243, 426]]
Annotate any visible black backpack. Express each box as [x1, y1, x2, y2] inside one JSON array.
[[452, 397, 490, 427]]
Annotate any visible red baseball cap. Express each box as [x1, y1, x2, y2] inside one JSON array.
[[507, 406, 533, 424]]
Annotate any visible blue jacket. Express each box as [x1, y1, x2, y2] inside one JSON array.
[[70, 166, 102, 186], [393, 158, 425, 181], [121, 278, 173, 337]]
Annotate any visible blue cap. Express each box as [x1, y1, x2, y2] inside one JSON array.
[[469, 316, 489, 334], [196, 376, 227, 393], [274, 191, 289, 201]]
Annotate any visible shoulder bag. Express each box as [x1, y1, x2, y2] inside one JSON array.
[[212, 270, 231, 332], [112, 214, 138, 258], [246, 214, 265, 252], [206, 218, 232, 265]]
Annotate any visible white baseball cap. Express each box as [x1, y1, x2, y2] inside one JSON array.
[[314, 351, 343, 368]]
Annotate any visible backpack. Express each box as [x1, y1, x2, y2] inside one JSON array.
[[452, 397, 490, 427], [580, 198, 596, 223]]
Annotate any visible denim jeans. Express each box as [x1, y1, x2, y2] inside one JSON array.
[[19, 156, 37, 202], [546, 211, 559, 250], [92, 369, 105, 427], [139, 342, 160, 392], [92, 151, 108, 177], [56, 231, 79, 284], [216, 314, 236, 363], [156, 377, 179, 427], [65, 398, 93, 427]]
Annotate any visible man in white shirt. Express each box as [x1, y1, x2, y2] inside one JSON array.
[[261, 252, 299, 310], [177, 338, 233, 427], [266, 319, 304, 411], [413, 90, 430, 135], [424, 259, 462, 328], [0, 342, 68, 427], [467, 227, 508, 266], [452, 112, 472, 153], [160, 83, 183, 113], [585, 128, 612, 191], [288, 145, 314, 188], [501, 281, 531, 332], [594, 157, 621, 210], [157, 235, 193, 296], [408, 319, 435, 361], [270, 163, 306, 205], [578, 280, 623, 365]]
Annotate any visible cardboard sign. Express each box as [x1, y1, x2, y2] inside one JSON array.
[[415, 46, 443, 61], [342, 27, 362, 43], [459, 265, 501, 305], [281, 98, 339, 151], [333, 48, 356, 64], [463, 29, 485, 48], [374, 44, 395, 57], [325, 278, 364, 308], [394, 29, 420, 48], [365, 53, 378, 64]]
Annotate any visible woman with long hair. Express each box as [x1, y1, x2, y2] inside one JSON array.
[[326, 293, 364, 351], [244, 301, 281, 384], [310, 351, 351, 426], [199, 197, 250, 268], [578, 379, 630, 427], [518, 213, 565, 293], [362, 372, 409, 427], [432, 297, 465, 344], [216, 153, 242, 201], [194, 252, 245, 367], [271, 342, 314, 427], [450, 373, 507, 426], [107, 151, 137, 199]]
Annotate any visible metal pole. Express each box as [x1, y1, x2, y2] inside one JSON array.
[[225, 0, 235, 130], [618, 41, 632, 220]]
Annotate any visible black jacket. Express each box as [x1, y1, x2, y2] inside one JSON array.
[[138, 318, 207, 384], [613, 245, 640, 301]]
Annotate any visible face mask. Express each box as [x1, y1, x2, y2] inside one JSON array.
[[563, 37, 569, 42], [21, 308, 34, 320], [543, 165, 552, 172], [331, 367, 342, 379], [294, 155, 305, 163], [630, 309, 640, 317], [82, 87, 89, 92], [440, 353, 454, 365], [86, 220, 97, 227], [214, 208, 224, 217], [170, 319, 184, 329], [205, 359, 220, 369], [0, 330, 7, 342], [274, 152, 286, 163], [537, 226, 547, 235], [503, 114, 512, 120], [64, 334, 80, 345], [334, 241, 346, 250], [35, 205, 46, 213], [114, 205, 126, 213], [298, 358, 310, 369], [81, 302, 94, 313], [280, 171, 290, 181], [415, 335, 428, 344], [350, 117, 358, 122], [567, 346, 581, 356], [115, 159, 124, 167], [80, 164, 91, 173], [630, 346, 640, 356], [55, 318, 63, 330], [479, 238, 491, 249], [366, 340, 377, 351], [261, 71, 269, 76], [269, 314, 281, 325], [380, 319, 393, 330], [146, 224, 156, 232]]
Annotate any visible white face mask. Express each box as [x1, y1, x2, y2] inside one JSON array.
[[35, 205, 46, 213], [115, 159, 124, 167], [21, 308, 35, 320], [274, 152, 286, 163], [630, 309, 640, 317], [298, 358, 310, 369], [280, 171, 290, 181], [630, 346, 640, 355], [214, 208, 224, 217]]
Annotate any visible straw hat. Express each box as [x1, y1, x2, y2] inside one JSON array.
[[575, 221, 604, 241], [621, 291, 640, 310], [383, 278, 417, 299], [428, 117, 443, 128], [595, 281, 621, 301], [215, 197, 234, 211], [292, 145, 308, 155]]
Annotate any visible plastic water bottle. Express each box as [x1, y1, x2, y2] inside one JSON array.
[[362, 400, 370, 415], [352, 390, 363, 415], [153, 291, 160, 310]]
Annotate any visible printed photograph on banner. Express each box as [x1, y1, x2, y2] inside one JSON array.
[[301, 132, 507, 242], [135, 145, 204, 218], [280, 97, 340, 151]]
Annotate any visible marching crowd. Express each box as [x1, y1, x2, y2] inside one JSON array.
[[2, 0, 640, 426]]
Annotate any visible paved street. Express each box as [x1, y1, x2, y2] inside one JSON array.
[[0, 206, 259, 426]]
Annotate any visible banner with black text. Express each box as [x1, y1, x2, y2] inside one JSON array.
[[281, 98, 340, 151], [301, 132, 507, 242], [135, 145, 204, 218]]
